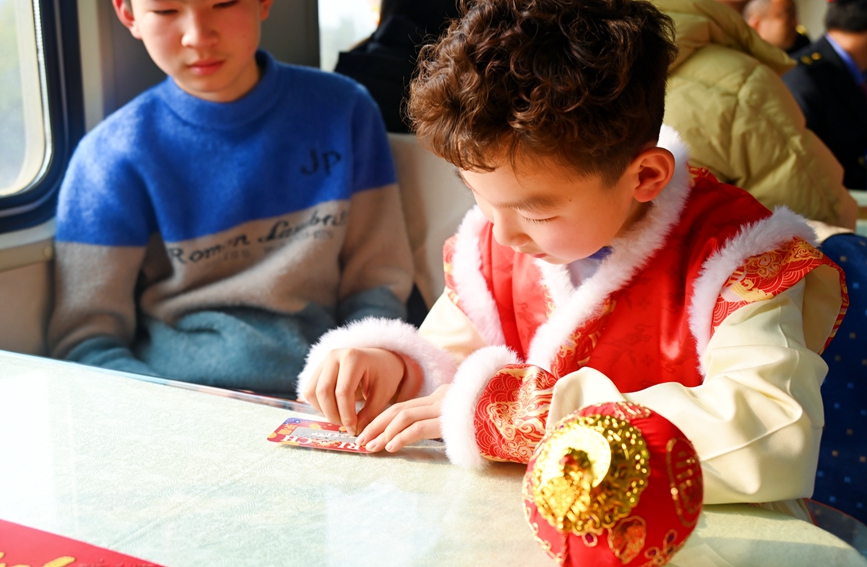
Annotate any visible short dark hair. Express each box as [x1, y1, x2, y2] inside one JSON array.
[[407, 0, 677, 184], [826, 0, 867, 32]]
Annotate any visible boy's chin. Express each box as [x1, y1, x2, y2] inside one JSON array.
[[537, 255, 570, 265], [518, 250, 581, 264]]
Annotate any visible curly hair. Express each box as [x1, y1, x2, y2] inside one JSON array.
[[407, 0, 677, 185]]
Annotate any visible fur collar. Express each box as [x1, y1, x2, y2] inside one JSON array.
[[526, 125, 692, 367]]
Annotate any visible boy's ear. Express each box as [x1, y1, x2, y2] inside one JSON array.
[[112, 0, 141, 40], [631, 147, 676, 203]]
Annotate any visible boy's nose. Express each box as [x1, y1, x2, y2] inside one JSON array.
[[491, 213, 530, 248], [181, 12, 218, 48]]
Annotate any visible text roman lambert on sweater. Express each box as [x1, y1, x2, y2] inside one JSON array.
[[166, 208, 349, 265]]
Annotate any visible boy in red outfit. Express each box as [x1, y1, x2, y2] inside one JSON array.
[[299, 0, 846, 512]]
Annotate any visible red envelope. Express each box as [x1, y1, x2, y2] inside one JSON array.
[[268, 417, 370, 453], [0, 519, 163, 566]]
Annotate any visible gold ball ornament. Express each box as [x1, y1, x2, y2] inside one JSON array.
[[523, 402, 702, 566]]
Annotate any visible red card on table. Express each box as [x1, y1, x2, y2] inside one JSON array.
[[0, 519, 163, 566], [267, 417, 370, 453]]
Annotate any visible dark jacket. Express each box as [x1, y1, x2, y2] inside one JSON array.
[[333, 1, 461, 134], [333, 15, 422, 133], [783, 36, 867, 189]]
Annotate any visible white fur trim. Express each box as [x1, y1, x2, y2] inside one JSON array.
[[450, 207, 507, 346], [527, 125, 692, 368], [536, 257, 574, 308], [439, 346, 521, 469], [688, 207, 817, 371], [296, 317, 458, 400]]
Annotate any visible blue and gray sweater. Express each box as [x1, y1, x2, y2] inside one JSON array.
[[48, 52, 413, 394]]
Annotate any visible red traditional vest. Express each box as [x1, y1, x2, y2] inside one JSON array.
[[444, 169, 847, 464]]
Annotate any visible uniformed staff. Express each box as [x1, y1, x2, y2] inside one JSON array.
[[743, 0, 810, 54], [782, 0, 867, 190], [791, 25, 812, 54]]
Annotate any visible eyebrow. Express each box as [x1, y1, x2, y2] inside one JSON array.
[[455, 169, 565, 213]]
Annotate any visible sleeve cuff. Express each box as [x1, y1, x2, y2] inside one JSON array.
[[296, 317, 457, 401], [439, 345, 521, 469]]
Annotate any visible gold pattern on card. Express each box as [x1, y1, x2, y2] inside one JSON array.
[[529, 415, 650, 537]]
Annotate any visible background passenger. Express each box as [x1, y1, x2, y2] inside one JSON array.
[[47, 0, 413, 395], [743, 0, 810, 54], [333, 0, 461, 134], [783, 0, 867, 191], [658, 0, 858, 229]]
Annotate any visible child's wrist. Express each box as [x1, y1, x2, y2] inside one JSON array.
[[391, 351, 424, 402]]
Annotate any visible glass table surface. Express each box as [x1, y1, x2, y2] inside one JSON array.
[[1, 350, 865, 567]]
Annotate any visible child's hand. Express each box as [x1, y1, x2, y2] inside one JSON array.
[[303, 348, 421, 436], [356, 384, 450, 452]]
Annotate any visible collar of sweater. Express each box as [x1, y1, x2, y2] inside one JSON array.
[[156, 50, 282, 130]]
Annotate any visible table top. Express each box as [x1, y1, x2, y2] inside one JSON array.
[[1, 350, 865, 567]]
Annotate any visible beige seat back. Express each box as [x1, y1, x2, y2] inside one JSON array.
[[389, 133, 476, 308]]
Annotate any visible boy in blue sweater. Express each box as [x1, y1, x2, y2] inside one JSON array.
[[47, 0, 414, 395]]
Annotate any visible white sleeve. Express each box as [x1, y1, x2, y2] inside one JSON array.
[[418, 293, 489, 365], [548, 279, 828, 504]]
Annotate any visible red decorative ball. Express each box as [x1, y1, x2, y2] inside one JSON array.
[[523, 402, 703, 566]]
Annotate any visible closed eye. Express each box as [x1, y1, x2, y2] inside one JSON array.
[[215, 0, 239, 7], [523, 217, 554, 224]]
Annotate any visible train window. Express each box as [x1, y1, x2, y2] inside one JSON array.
[[319, 0, 381, 72], [0, 0, 47, 197], [0, 0, 82, 233]]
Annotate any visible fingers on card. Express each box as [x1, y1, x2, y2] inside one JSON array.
[[268, 417, 369, 453]]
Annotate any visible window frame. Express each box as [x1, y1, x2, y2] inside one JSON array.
[[0, 0, 84, 234]]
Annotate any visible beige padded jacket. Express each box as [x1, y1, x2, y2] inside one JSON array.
[[657, 0, 855, 228]]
